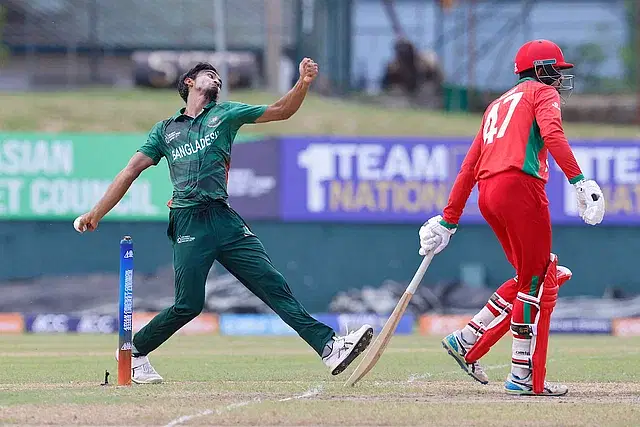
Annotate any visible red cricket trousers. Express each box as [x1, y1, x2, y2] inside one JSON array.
[[478, 170, 552, 325]]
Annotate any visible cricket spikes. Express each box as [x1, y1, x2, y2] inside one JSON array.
[[323, 324, 374, 375], [441, 330, 489, 384], [504, 372, 568, 396]]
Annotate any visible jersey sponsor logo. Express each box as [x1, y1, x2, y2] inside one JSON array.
[[171, 131, 220, 161], [176, 235, 196, 244], [165, 131, 182, 144]]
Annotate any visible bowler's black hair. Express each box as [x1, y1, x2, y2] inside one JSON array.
[[177, 62, 219, 103]]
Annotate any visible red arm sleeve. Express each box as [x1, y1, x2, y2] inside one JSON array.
[[535, 86, 584, 184], [442, 129, 483, 226]]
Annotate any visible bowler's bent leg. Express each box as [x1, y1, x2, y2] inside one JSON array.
[[218, 234, 373, 375], [218, 234, 334, 355], [134, 210, 217, 356]]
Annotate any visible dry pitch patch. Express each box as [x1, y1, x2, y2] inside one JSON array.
[[0, 335, 639, 426]]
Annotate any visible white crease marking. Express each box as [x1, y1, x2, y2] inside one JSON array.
[[279, 386, 323, 401], [407, 373, 432, 383], [407, 363, 512, 383], [164, 385, 322, 427]]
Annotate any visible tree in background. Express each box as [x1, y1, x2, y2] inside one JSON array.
[[565, 41, 606, 93], [379, 0, 444, 108], [622, 0, 638, 90], [0, 5, 7, 66]]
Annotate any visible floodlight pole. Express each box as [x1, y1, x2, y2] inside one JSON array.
[[265, 0, 283, 93], [214, 0, 228, 101]]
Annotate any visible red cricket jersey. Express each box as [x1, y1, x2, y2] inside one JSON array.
[[442, 77, 584, 225]]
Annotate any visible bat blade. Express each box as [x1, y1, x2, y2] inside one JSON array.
[[344, 292, 412, 387], [344, 253, 434, 387]]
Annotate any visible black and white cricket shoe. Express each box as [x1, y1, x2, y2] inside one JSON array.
[[322, 324, 374, 375]]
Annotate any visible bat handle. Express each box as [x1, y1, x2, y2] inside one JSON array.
[[406, 252, 434, 294]]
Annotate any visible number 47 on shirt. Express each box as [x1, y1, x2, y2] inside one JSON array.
[[483, 89, 524, 145]]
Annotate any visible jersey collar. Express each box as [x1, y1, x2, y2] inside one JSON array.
[[172, 101, 218, 121], [515, 77, 536, 85]]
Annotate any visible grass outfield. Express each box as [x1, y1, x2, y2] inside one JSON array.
[[0, 88, 639, 139], [0, 334, 638, 426]]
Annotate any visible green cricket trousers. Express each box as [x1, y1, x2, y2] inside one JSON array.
[[132, 200, 335, 356]]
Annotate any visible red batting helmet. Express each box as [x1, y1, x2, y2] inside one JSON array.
[[513, 39, 573, 74]]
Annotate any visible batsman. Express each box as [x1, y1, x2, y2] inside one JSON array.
[[418, 40, 605, 396], [73, 58, 373, 383]]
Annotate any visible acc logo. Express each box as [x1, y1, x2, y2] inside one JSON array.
[[31, 314, 69, 333], [77, 315, 117, 334], [123, 250, 133, 259]]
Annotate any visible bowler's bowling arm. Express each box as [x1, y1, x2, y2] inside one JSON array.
[[89, 152, 154, 221], [254, 77, 311, 123]]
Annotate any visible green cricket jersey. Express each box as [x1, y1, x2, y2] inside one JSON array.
[[138, 101, 267, 208]]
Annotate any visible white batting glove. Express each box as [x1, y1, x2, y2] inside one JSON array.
[[574, 179, 605, 225], [418, 215, 457, 256]]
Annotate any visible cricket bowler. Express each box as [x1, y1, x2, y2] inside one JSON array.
[[418, 40, 605, 396], [73, 58, 373, 384]]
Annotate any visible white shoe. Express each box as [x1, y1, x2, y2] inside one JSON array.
[[441, 330, 489, 384], [505, 373, 568, 396], [322, 324, 374, 375], [115, 349, 163, 384]]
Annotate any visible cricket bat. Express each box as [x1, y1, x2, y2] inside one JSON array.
[[344, 251, 435, 387]]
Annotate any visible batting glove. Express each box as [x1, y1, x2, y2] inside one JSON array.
[[418, 215, 457, 256], [574, 179, 605, 225]]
